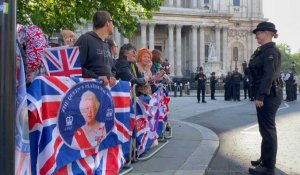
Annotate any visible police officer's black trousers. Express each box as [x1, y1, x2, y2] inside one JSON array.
[[256, 89, 282, 169], [293, 84, 297, 100], [224, 84, 231, 100], [243, 83, 250, 99], [286, 84, 293, 101], [197, 85, 205, 102], [210, 85, 215, 99], [232, 83, 240, 100]]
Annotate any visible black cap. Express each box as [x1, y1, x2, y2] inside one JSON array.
[[252, 21, 277, 34]]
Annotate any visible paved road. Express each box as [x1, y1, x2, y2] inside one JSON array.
[[184, 99, 300, 175]]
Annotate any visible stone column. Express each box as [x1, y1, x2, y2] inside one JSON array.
[[176, 0, 181, 7], [215, 25, 221, 62], [141, 23, 147, 48], [259, 0, 263, 17], [168, 24, 175, 76], [199, 0, 203, 8], [192, 0, 197, 8], [176, 24, 182, 76], [149, 23, 155, 51], [169, 0, 173, 7], [123, 37, 129, 44], [246, 31, 251, 62], [222, 27, 228, 71], [192, 25, 198, 73], [199, 25, 205, 67], [114, 28, 121, 48]]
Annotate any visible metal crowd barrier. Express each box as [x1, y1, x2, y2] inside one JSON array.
[[119, 83, 172, 174]]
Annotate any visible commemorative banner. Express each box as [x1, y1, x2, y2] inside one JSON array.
[[27, 77, 131, 174], [57, 81, 114, 150]]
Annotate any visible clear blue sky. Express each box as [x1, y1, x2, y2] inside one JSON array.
[[263, 0, 300, 53]]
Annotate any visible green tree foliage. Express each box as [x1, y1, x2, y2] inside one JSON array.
[[277, 43, 292, 71], [290, 53, 300, 74], [17, 0, 162, 37], [277, 43, 300, 75]]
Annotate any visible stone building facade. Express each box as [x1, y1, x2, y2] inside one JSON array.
[[76, 0, 265, 78]]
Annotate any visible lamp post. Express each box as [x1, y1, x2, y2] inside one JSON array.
[[234, 57, 238, 70], [0, 0, 16, 174]]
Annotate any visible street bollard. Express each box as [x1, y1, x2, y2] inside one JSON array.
[[187, 82, 190, 95], [180, 83, 183, 97], [184, 84, 188, 94], [174, 83, 177, 97]]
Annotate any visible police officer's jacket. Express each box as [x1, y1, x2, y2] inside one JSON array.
[[195, 72, 207, 86], [248, 42, 281, 101], [231, 72, 242, 84]]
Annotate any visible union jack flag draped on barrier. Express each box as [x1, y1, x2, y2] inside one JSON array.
[[15, 42, 31, 175], [135, 86, 170, 157], [43, 46, 82, 77], [27, 76, 132, 175]]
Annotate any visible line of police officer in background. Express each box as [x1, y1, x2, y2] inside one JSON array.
[[223, 69, 247, 101], [283, 67, 298, 102], [222, 61, 298, 103], [195, 66, 246, 103]]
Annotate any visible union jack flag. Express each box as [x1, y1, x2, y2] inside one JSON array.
[[135, 86, 170, 157], [43, 46, 82, 77], [27, 76, 132, 174], [55, 145, 124, 175], [16, 42, 31, 175]]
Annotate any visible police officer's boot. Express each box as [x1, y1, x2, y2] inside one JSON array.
[[251, 158, 262, 166]]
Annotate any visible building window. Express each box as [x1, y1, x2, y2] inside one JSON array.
[[204, 0, 210, 4], [233, 0, 240, 6], [233, 47, 238, 61], [204, 5, 210, 10], [154, 45, 162, 51], [205, 44, 209, 62]]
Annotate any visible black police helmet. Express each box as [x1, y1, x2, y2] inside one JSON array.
[[252, 21, 277, 34]]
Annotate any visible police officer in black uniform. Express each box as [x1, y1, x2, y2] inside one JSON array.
[[248, 21, 283, 175], [224, 72, 232, 101], [195, 67, 207, 103], [210, 72, 217, 100], [284, 68, 295, 101], [231, 69, 243, 101]]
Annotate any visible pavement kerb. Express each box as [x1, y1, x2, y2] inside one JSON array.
[[171, 119, 220, 175]]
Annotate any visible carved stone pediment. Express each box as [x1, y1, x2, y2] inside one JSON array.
[[228, 29, 248, 40]]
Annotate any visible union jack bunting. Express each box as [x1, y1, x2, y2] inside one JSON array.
[[135, 86, 170, 157], [43, 46, 82, 77], [27, 76, 131, 174]]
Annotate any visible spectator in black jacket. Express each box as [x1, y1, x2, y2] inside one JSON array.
[[115, 43, 150, 86], [75, 11, 116, 86]]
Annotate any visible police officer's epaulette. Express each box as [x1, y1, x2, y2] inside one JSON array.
[[267, 55, 274, 60]]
